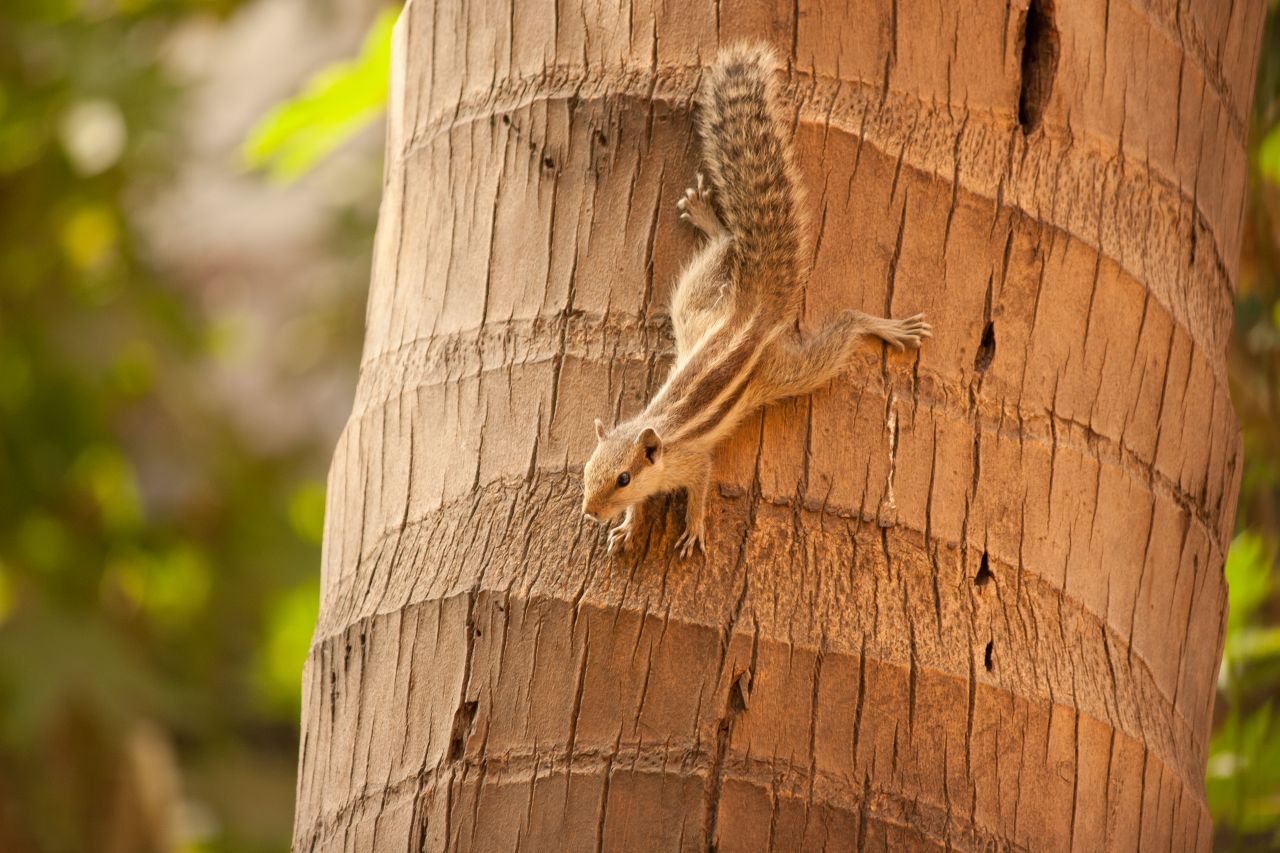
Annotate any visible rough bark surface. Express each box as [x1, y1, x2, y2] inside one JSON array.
[[293, 1, 1264, 849]]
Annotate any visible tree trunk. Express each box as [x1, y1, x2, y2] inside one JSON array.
[[292, 1, 1264, 849]]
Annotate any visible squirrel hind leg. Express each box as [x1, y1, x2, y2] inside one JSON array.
[[757, 309, 931, 404], [755, 313, 866, 402], [671, 246, 731, 359]]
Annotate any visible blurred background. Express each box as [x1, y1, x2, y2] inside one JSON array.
[[0, 0, 1277, 850], [0, 0, 387, 849]]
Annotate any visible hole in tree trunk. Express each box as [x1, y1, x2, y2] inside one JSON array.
[[729, 671, 752, 713], [1017, 0, 1058, 134], [448, 700, 478, 761], [984, 641, 994, 672], [975, 551, 994, 587], [974, 322, 996, 373]]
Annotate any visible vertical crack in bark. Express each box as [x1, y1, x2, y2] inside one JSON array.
[[964, 650, 978, 824], [923, 421, 944, 638], [704, 418, 765, 850], [974, 321, 996, 374], [449, 591, 480, 765], [1017, 0, 1058, 135], [803, 646, 824, 832], [942, 111, 967, 257], [593, 727, 621, 851], [1067, 708, 1082, 850], [878, 395, 900, 527], [704, 651, 755, 853]]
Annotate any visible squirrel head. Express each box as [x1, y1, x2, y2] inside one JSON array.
[[582, 418, 664, 522]]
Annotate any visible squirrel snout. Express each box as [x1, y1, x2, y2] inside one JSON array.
[[583, 498, 614, 523]]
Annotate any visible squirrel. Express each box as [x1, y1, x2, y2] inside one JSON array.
[[582, 42, 931, 559]]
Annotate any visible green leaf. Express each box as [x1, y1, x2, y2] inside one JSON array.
[[1226, 533, 1272, 634], [242, 7, 397, 182], [1261, 122, 1280, 186]]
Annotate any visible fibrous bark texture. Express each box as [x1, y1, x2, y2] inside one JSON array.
[[293, 1, 1264, 849]]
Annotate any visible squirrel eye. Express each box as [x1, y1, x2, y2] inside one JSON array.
[[615, 471, 631, 488]]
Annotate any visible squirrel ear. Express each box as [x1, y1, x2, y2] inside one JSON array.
[[637, 427, 663, 463], [594, 418, 606, 440]]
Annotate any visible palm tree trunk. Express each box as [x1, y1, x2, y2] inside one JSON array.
[[292, 0, 1265, 848]]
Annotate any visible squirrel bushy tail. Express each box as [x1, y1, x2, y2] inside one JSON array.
[[696, 42, 807, 318]]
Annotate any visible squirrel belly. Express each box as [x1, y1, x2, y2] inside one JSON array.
[[581, 42, 932, 560]]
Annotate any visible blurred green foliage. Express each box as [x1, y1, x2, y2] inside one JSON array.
[[242, 7, 395, 182], [1211, 535, 1280, 842], [0, 0, 373, 850], [1215, 5, 1280, 849]]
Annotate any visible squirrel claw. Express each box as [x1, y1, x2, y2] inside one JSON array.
[[607, 524, 633, 555], [675, 528, 704, 560]]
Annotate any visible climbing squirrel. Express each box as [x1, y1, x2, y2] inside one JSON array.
[[582, 42, 931, 558]]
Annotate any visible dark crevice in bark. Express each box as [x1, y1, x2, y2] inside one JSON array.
[[975, 270, 995, 378], [1017, 0, 1058, 134], [730, 670, 753, 712], [975, 322, 996, 374], [705, 716, 735, 853], [975, 551, 994, 587], [984, 640, 995, 672], [448, 701, 478, 762]]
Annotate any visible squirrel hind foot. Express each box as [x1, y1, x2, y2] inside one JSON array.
[[876, 314, 933, 351]]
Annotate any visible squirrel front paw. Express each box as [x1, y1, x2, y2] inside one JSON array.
[[676, 174, 720, 236], [607, 522, 635, 555], [675, 525, 705, 560]]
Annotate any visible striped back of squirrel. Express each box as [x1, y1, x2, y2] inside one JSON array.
[[643, 309, 779, 452], [696, 42, 808, 320]]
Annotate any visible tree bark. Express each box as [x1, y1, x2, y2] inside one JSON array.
[[292, 1, 1264, 849]]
